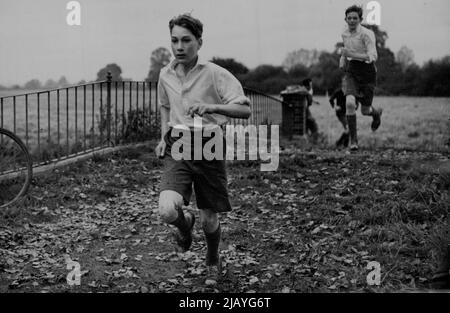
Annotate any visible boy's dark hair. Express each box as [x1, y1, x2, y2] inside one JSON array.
[[169, 13, 203, 39], [302, 78, 312, 87], [345, 5, 363, 19]]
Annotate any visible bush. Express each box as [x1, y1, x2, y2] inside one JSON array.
[[121, 108, 160, 143]]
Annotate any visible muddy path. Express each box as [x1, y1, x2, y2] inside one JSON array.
[[1, 145, 449, 292]]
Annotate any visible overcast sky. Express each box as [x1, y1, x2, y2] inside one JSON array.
[[0, 0, 449, 85]]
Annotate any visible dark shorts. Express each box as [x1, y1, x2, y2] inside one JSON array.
[[159, 128, 231, 213], [335, 105, 347, 119], [342, 60, 377, 107]]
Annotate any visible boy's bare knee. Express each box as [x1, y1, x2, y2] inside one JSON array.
[[158, 190, 183, 223], [346, 96, 357, 115], [199, 210, 218, 232]]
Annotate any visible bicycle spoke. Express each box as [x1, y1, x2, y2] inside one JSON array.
[[0, 130, 32, 207]]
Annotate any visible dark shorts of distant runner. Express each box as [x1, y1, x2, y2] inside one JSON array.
[[159, 128, 232, 213], [342, 60, 377, 108]]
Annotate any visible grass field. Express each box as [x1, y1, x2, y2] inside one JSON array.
[[1, 90, 449, 156], [1, 86, 449, 293], [309, 96, 450, 152]]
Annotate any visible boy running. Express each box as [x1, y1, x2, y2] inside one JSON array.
[[329, 86, 349, 148], [155, 14, 251, 283], [340, 5, 383, 151], [302, 78, 319, 143]]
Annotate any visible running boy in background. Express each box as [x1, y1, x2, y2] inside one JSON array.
[[302, 78, 319, 143], [340, 5, 383, 151], [329, 87, 349, 148]]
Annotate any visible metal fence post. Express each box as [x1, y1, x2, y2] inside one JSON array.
[[106, 71, 112, 145]]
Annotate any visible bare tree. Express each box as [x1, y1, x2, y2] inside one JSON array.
[[24, 79, 42, 90], [58, 76, 69, 87], [396, 46, 415, 72], [44, 79, 57, 88], [96, 64, 123, 81], [147, 47, 172, 81], [282, 49, 321, 71]]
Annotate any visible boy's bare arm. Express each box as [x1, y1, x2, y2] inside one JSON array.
[[339, 55, 347, 69], [155, 106, 170, 158], [342, 48, 370, 62], [186, 102, 251, 119], [160, 106, 170, 140]]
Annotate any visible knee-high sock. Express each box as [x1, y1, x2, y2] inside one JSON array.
[[346, 115, 357, 144], [170, 207, 190, 236], [366, 106, 382, 117], [204, 223, 221, 265], [337, 114, 348, 131], [362, 106, 372, 116], [372, 107, 381, 117]]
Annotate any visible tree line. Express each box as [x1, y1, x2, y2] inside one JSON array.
[[213, 25, 450, 97], [0, 76, 74, 91], [2, 25, 448, 97]]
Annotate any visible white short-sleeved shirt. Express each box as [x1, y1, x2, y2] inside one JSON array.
[[158, 56, 251, 129]]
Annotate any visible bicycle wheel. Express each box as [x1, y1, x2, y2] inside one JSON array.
[[0, 128, 32, 208]]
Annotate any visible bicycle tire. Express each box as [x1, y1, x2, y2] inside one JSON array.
[[0, 128, 33, 208]]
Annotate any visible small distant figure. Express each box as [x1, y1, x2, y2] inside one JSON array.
[[301, 78, 320, 143], [329, 87, 350, 148]]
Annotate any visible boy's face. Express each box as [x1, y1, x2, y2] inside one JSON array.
[[345, 11, 361, 31], [171, 25, 202, 66]]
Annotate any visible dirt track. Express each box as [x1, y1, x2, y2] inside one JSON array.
[[1, 144, 449, 292]]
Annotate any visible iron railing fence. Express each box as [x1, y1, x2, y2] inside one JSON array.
[[0, 74, 159, 167], [0, 74, 284, 175], [241, 87, 283, 126]]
